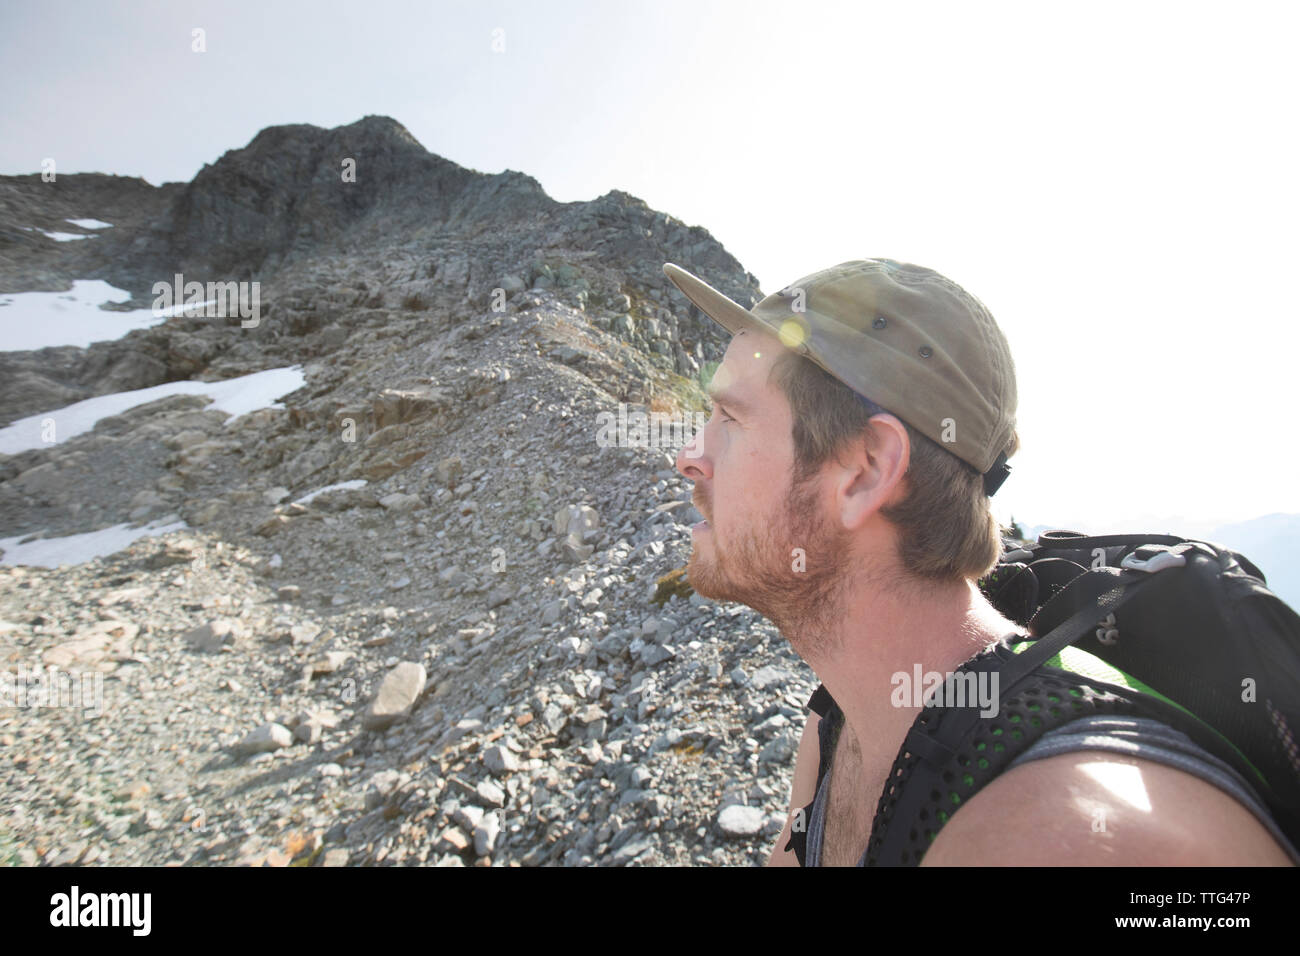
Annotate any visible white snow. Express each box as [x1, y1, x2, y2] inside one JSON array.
[[0, 280, 215, 351], [0, 518, 187, 568], [41, 230, 96, 242], [0, 366, 305, 455], [65, 218, 113, 229], [293, 480, 368, 505]]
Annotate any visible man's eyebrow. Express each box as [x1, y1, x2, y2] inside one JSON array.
[[705, 386, 755, 416]]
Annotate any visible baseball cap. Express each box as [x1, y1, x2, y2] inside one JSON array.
[[662, 259, 1018, 495]]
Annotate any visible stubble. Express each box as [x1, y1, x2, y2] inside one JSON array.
[[687, 471, 851, 661]]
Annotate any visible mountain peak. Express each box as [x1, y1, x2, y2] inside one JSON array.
[[337, 114, 426, 148]]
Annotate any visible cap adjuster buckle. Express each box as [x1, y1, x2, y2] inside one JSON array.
[[1119, 545, 1187, 574], [982, 451, 1011, 497]]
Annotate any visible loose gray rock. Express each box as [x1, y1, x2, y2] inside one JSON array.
[[640, 644, 675, 667], [104, 817, 132, 841], [474, 811, 501, 856], [232, 722, 293, 756], [362, 661, 427, 730], [289, 622, 321, 646], [476, 780, 506, 808], [483, 744, 520, 774], [293, 722, 322, 745], [134, 808, 164, 833], [435, 456, 465, 488], [609, 835, 655, 864], [750, 666, 789, 690], [486, 584, 513, 608], [454, 805, 484, 831], [184, 619, 245, 653], [379, 492, 423, 513], [364, 769, 402, 810], [758, 730, 799, 765], [717, 804, 766, 838], [541, 702, 567, 735], [305, 650, 352, 676], [631, 766, 653, 789], [562, 533, 594, 562]]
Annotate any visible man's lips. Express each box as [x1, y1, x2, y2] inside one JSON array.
[[692, 499, 709, 532]]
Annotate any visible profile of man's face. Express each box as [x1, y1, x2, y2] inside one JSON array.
[[675, 330, 850, 643]]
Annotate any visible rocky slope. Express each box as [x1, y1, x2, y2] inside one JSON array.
[[0, 117, 818, 867]]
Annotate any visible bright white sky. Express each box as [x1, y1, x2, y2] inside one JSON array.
[[2, 0, 1297, 533]]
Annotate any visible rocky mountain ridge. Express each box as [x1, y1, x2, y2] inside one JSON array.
[[0, 115, 759, 424]]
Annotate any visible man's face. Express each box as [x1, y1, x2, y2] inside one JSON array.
[[675, 330, 850, 640]]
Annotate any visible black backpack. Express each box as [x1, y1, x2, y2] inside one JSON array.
[[860, 531, 1300, 865]]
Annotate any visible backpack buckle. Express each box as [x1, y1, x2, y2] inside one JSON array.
[[1120, 545, 1187, 574]]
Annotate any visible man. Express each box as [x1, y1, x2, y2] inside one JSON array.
[[663, 259, 1296, 866]]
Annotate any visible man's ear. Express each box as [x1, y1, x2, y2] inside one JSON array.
[[835, 414, 910, 531]]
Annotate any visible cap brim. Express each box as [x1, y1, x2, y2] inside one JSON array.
[[662, 263, 765, 337]]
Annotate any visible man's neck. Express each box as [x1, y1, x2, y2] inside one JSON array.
[[791, 573, 1021, 773]]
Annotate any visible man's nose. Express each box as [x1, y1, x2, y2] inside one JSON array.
[[676, 430, 708, 481]]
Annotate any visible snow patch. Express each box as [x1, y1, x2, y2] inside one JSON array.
[[294, 480, 368, 505], [0, 518, 188, 568], [40, 230, 96, 242], [0, 279, 207, 351], [65, 218, 113, 229], [0, 366, 306, 455]]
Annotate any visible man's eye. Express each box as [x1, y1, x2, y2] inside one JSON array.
[[718, 408, 735, 423]]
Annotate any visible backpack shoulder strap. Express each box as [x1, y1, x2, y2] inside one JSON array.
[[785, 684, 842, 866], [864, 644, 1169, 866]]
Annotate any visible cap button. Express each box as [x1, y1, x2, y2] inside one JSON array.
[[872, 316, 887, 330], [918, 345, 933, 359]]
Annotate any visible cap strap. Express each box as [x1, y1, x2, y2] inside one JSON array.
[[983, 451, 1011, 497], [854, 391, 1010, 495]]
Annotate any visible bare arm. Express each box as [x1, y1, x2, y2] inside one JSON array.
[[920, 751, 1296, 866], [766, 710, 823, 867]]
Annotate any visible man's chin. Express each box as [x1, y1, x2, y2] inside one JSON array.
[[686, 552, 764, 611], [684, 553, 733, 603]]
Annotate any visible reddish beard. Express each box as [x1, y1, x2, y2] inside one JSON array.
[[686, 473, 849, 654]]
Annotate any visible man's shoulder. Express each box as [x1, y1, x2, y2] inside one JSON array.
[[920, 750, 1295, 866]]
